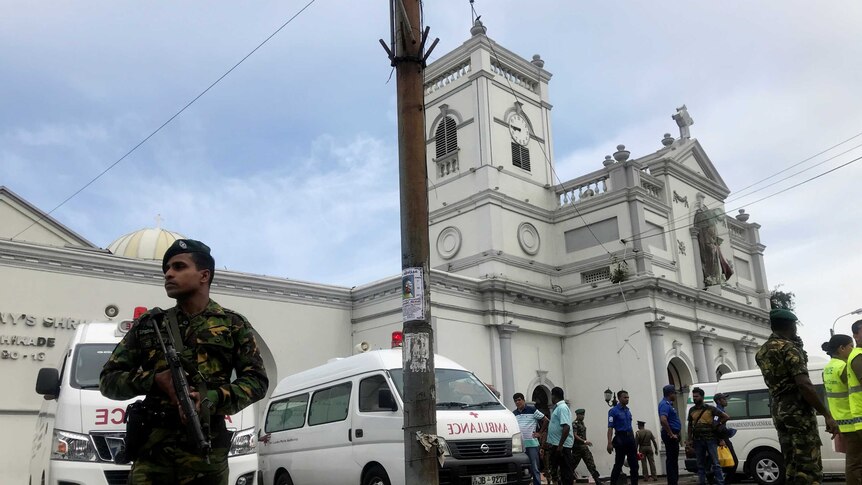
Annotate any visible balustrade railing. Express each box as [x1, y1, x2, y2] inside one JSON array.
[[640, 173, 664, 201], [556, 174, 610, 206], [490, 61, 537, 93], [424, 60, 471, 95]]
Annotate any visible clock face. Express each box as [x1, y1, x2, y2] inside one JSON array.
[[508, 114, 530, 146]]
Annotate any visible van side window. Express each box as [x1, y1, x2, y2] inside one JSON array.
[[723, 394, 746, 420], [309, 382, 352, 426], [359, 375, 393, 412], [265, 393, 309, 433], [747, 390, 771, 418]]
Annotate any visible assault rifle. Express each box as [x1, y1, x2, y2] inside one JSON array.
[[150, 307, 211, 462]]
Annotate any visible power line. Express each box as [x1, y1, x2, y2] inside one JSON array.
[[630, 152, 862, 244], [11, 0, 317, 241], [624, 139, 862, 244]]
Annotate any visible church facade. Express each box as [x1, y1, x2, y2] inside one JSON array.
[[0, 22, 771, 482]]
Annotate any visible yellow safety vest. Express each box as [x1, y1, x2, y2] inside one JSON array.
[[823, 357, 855, 432], [847, 347, 862, 431]]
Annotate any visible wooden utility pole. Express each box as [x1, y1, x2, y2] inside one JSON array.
[[381, 0, 440, 483]]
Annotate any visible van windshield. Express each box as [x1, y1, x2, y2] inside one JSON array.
[[389, 368, 505, 410], [72, 344, 117, 389]]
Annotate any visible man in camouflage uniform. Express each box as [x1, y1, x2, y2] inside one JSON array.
[[100, 239, 269, 485], [755, 308, 837, 485], [571, 409, 603, 484]]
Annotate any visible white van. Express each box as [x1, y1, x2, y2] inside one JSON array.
[[684, 358, 843, 485], [28, 316, 259, 485], [258, 348, 531, 485]]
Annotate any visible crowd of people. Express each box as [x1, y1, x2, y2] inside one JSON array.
[[513, 308, 862, 485]]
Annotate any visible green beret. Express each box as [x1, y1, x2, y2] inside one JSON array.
[[769, 308, 798, 324], [162, 239, 213, 271], [575, 408, 585, 415]]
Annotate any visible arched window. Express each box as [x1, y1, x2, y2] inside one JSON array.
[[435, 116, 458, 159]]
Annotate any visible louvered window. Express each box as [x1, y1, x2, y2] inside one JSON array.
[[435, 117, 458, 159], [511, 143, 531, 171]]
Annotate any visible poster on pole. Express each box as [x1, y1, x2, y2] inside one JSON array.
[[401, 267, 425, 322]]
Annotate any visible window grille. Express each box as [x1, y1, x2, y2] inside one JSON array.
[[511, 142, 531, 171], [581, 267, 610, 284], [435, 117, 458, 159]]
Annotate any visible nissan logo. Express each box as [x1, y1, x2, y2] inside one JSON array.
[[480, 443, 490, 454]]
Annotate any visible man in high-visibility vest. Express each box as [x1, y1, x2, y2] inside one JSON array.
[[846, 320, 862, 484], [821, 333, 857, 482]]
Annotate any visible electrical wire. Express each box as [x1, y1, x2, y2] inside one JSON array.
[[11, 0, 318, 241], [630, 152, 862, 244], [622, 139, 862, 245]]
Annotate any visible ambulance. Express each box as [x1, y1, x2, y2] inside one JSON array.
[[28, 308, 259, 485], [258, 333, 531, 485]]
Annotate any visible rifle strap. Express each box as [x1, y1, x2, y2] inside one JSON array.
[[165, 308, 185, 353]]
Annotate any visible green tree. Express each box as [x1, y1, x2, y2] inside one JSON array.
[[770, 285, 795, 310]]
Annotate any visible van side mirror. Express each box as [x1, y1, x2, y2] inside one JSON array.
[[378, 389, 398, 411], [36, 368, 60, 400]]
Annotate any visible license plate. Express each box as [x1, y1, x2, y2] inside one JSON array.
[[471, 474, 507, 485]]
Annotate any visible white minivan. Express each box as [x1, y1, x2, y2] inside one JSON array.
[[684, 358, 844, 484], [29, 315, 259, 485], [258, 348, 531, 485]]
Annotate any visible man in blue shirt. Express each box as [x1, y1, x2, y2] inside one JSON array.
[[547, 386, 576, 485], [513, 392, 549, 485], [607, 389, 638, 485], [658, 384, 682, 485]]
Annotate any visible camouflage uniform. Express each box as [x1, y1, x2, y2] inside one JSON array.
[[100, 300, 269, 485], [572, 417, 603, 483], [755, 334, 822, 485]]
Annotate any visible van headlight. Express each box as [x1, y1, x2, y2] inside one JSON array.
[[52, 429, 98, 462], [436, 437, 452, 457], [511, 432, 523, 453], [229, 428, 257, 456]]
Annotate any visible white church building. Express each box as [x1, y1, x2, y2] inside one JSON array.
[[0, 21, 772, 482]]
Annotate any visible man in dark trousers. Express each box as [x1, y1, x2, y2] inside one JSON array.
[[547, 387, 576, 485], [607, 390, 638, 485], [687, 387, 729, 485], [658, 384, 682, 485]]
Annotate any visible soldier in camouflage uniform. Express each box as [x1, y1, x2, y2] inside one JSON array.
[[755, 309, 837, 485], [100, 239, 269, 485], [571, 409, 604, 484]]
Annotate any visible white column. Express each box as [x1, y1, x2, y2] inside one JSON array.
[[734, 343, 749, 371], [703, 336, 717, 381], [690, 334, 709, 383], [745, 342, 758, 370], [498, 324, 519, 409], [647, 320, 670, 399]]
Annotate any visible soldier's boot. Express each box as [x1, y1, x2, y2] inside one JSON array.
[[592, 473, 604, 484]]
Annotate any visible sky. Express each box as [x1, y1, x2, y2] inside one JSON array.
[[2, 1, 862, 351]]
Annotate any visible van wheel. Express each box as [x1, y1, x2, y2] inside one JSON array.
[[275, 471, 295, 485], [362, 465, 391, 485], [750, 449, 784, 484]]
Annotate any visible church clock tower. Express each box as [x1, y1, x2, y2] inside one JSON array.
[[423, 20, 556, 281]]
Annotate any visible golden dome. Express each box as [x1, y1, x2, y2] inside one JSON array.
[[107, 227, 187, 261]]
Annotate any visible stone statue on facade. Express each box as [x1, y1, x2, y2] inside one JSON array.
[[693, 196, 733, 287]]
